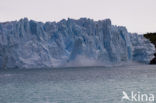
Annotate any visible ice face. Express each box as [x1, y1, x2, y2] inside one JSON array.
[[0, 18, 155, 68], [130, 34, 155, 63]]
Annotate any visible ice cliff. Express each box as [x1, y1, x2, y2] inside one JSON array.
[[0, 18, 155, 69]]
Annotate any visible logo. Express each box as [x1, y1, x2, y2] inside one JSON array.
[[122, 91, 155, 102]]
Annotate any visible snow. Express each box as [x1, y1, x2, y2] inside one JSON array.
[[0, 18, 155, 68]]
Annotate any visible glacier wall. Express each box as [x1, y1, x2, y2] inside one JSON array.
[[0, 18, 155, 69]]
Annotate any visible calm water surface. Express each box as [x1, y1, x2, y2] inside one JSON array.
[[0, 64, 156, 103]]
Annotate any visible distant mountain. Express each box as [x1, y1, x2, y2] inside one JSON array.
[[144, 33, 156, 64], [0, 18, 155, 69]]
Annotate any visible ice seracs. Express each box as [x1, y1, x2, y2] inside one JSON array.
[[0, 18, 155, 69]]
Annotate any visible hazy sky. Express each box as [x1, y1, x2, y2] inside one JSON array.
[[0, 0, 156, 33]]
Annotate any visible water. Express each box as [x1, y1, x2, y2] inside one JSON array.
[[0, 64, 156, 103]]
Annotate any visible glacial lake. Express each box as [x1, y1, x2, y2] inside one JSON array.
[[0, 64, 156, 103]]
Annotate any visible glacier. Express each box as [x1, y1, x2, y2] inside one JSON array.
[[0, 18, 155, 69]]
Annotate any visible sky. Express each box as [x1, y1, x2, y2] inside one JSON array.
[[0, 0, 156, 34]]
